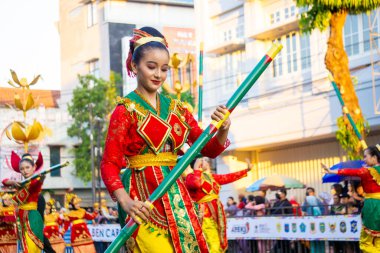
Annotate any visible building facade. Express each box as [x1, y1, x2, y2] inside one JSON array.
[[194, 0, 380, 203], [58, 0, 196, 205]]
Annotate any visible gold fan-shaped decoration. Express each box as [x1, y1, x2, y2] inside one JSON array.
[[5, 120, 44, 152], [8, 69, 41, 89]]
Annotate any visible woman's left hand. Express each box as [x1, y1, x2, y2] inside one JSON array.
[[211, 105, 231, 131]]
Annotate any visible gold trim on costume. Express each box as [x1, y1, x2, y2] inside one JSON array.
[[134, 37, 166, 51], [364, 192, 380, 200], [45, 222, 59, 226], [198, 194, 219, 204], [127, 152, 177, 169], [368, 168, 380, 187], [72, 219, 86, 225], [19, 202, 37, 210]]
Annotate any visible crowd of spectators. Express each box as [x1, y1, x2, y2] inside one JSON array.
[[225, 181, 364, 217]]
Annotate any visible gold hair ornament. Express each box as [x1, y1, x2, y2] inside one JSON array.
[[134, 37, 166, 51]]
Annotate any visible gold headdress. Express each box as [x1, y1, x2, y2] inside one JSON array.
[[376, 144, 380, 152], [66, 193, 82, 207]]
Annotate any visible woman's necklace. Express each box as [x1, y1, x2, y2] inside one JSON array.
[[134, 89, 160, 115]]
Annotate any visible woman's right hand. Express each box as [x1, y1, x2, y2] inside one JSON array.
[[114, 189, 151, 225]]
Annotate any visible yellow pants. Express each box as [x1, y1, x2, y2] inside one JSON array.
[[24, 232, 41, 253], [134, 224, 174, 253], [202, 217, 222, 253], [360, 229, 380, 253]]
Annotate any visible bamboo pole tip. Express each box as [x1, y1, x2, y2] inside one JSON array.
[[267, 43, 283, 59], [328, 74, 334, 82]]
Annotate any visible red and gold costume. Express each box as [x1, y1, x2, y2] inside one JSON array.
[[13, 177, 45, 253], [44, 199, 65, 253], [101, 91, 229, 253], [337, 166, 380, 252], [2, 151, 45, 253], [0, 194, 17, 253], [63, 195, 96, 253], [185, 168, 249, 252]]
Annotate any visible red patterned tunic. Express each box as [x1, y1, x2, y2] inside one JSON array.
[[44, 212, 65, 253], [63, 208, 96, 250], [13, 178, 45, 252], [101, 93, 229, 253], [185, 169, 249, 251]]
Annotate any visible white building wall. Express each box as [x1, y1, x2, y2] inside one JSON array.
[[195, 0, 380, 204]]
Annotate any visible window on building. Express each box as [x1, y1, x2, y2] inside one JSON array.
[[344, 15, 360, 56], [291, 6, 296, 17], [222, 50, 245, 92], [273, 32, 311, 77], [285, 8, 289, 19], [285, 33, 297, 73], [275, 11, 280, 23], [300, 34, 311, 70], [50, 146, 61, 177], [236, 15, 244, 38], [270, 13, 275, 24], [87, 1, 97, 28], [363, 11, 379, 52], [273, 38, 283, 77], [89, 59, 100, 78]]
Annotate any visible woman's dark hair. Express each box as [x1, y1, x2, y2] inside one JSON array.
[[69, 198, 78, 211], [130, 26, 168, 65], [365, 145, 380, 163], [332, 183, 343, 195], [20, 153, 35, 166], [247, 195, 255, 202], [255, 196, 265, 205]]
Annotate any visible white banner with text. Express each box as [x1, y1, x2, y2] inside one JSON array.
[[88, 224, 121, 242], [227, 215, 361, 241]]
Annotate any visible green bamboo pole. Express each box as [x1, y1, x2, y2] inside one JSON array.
[[105, 43, 283, 253], [329, 75, 367, 149], [20, 161, 70, 186], [198, 42, 204, 127]]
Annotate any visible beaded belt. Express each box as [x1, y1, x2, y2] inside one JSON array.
[[126, 152, 177, 170], [19, 202, 37, 210]]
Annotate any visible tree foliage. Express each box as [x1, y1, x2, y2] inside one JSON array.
[[67, 73, 119, 182], [296, 0, 378, 159], [297, 0, 380, 33]]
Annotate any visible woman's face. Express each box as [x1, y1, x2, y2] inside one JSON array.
[[46, 204, 52, 213], [19, 161, 36, 178], [364, 149, 378, 167], [3, 199, 11, 207], [132, 48, 169, 94]]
